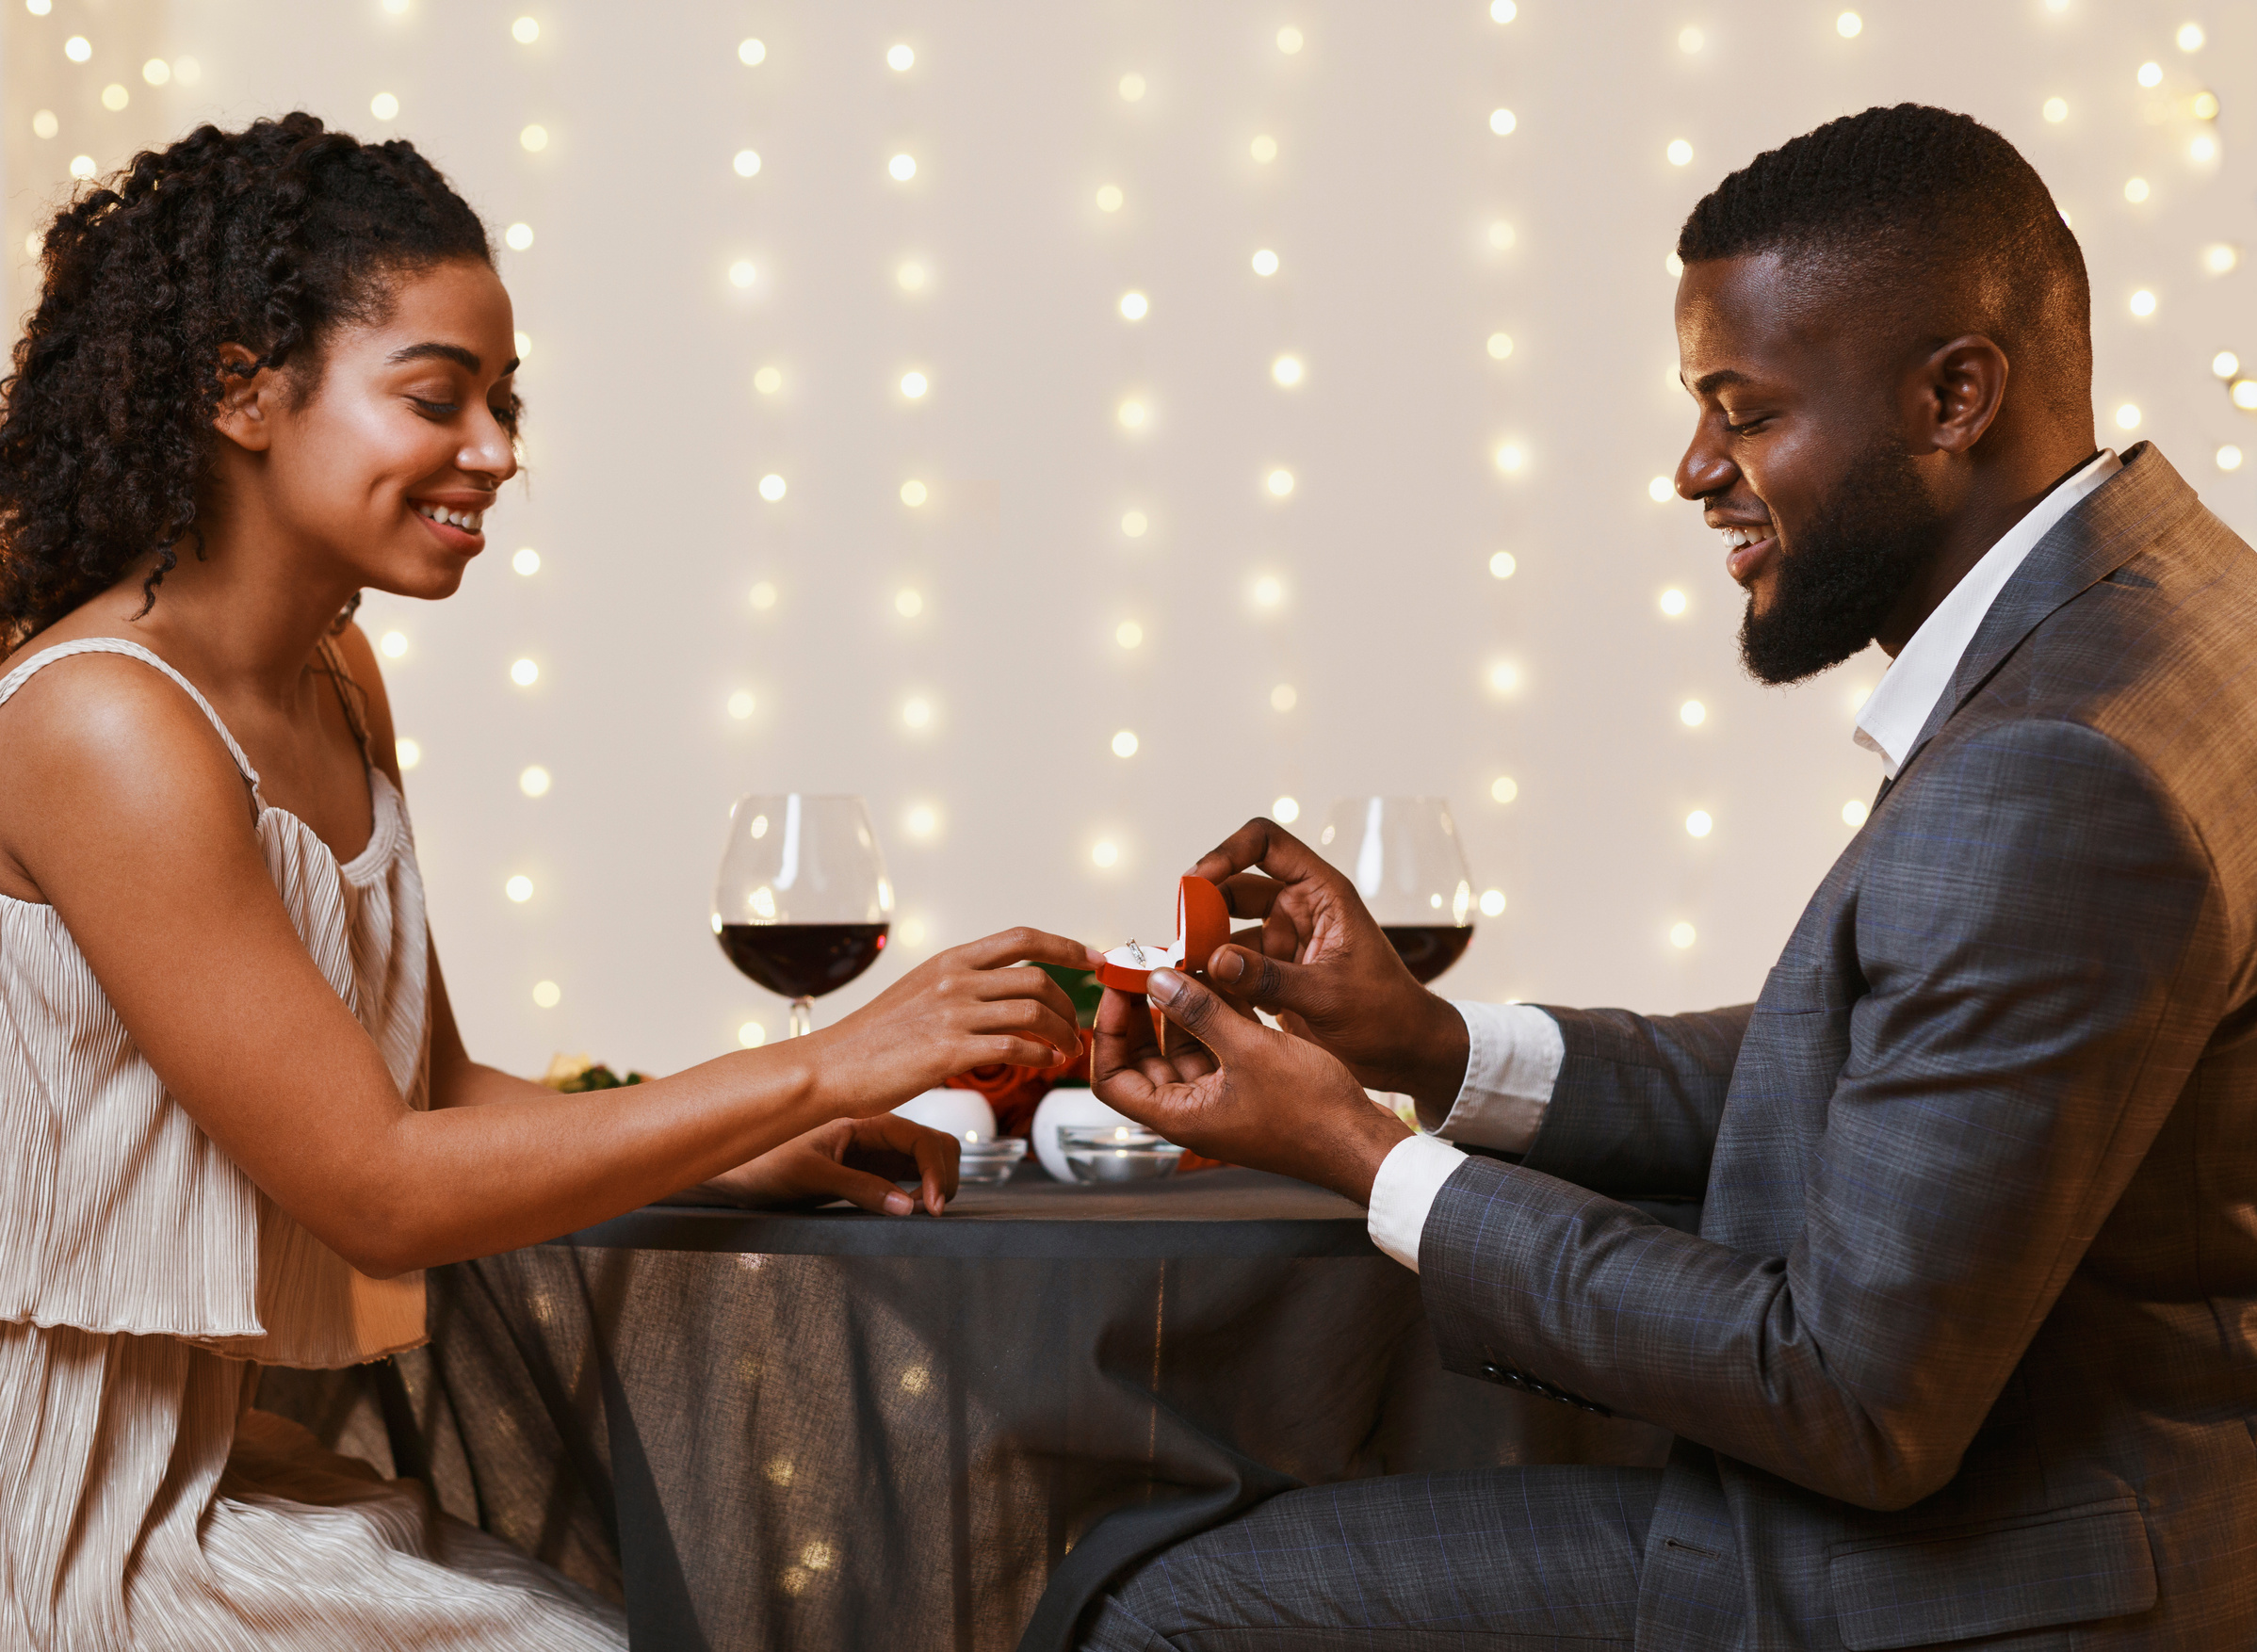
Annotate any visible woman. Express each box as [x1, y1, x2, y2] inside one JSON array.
[[0, 114, 1086, 1647]]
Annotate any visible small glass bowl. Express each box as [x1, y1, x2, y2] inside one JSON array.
[[1057, 1125, 1185, 1184], [956, 1137, 1028, 1186]]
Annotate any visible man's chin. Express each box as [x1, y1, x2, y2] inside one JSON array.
[[1738, 601, 1871, 687]]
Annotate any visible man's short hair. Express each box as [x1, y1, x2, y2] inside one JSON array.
[[1678, 105, 2091, 413]]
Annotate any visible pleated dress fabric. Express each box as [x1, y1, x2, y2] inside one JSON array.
[[0, 639, 626, 1649]]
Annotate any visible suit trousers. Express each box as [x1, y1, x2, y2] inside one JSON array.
[[1080, 1466, 1660, 1650]]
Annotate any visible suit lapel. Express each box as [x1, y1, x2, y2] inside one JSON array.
[[1879, 443, 2197, 797]]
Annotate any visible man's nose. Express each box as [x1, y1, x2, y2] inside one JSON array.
[[1676, 429, 1736, 504]]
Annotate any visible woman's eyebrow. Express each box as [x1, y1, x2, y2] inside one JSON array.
[[386, 341, 481, 371]]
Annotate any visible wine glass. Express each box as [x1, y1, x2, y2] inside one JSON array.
[[1315, 797, 1476, 983], [712, 794, 893, 1039]]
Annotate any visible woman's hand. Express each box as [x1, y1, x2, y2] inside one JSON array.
[[1090, 970, 1410, 1206], [1187, 819, 1470, 1117], [699, 1113, 961, 1216], [806, 927, 1097, 1117]]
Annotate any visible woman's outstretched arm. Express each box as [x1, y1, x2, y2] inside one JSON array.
[[0, 651, 1084, 1277]]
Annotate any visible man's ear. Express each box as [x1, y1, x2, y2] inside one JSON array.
[[1919, 334, 2010, 458], [211, 343, 277, 453]]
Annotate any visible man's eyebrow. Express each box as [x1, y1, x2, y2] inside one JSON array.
[[385, 342, 482, 371], [1688, 366, 1754, 397]]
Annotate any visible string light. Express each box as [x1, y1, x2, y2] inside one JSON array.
[[1680, 699, 1706, 726], [1250, 134, 1277, 163], [379, 630, 409, 659], [896, 261, 927, 292], [887, 42, 914, 71], [26, 0, 51, 14], [1120, 510, 1146, 536], [1091, 840, 1120, 868], [514, 331, 532, 360], [900, 370, 928, 398], [1272, 354, 1304, 386], [521, 124, 549, 152], [100, 83, 128, 110], [1491, 1, 1517, 20], [2137, 60, 2163, 88], [733, 149, 760, 176], [63, 35, 89, 62], [1112, 730, 1139, 757], [1648, 476, 1673, 502], [1660, 588, 1687, 616], [505, 222, 534, 250], [1489, 552, 1517, 579], [1486, 662, 1518, 692], [729, 259, 756, 288], [2115, 403, 2142, 429], [1836, 11, 1861, 38], [1489, 222, 1517, 250], [1118, 73, 1145, 102], [506, 875, 534, 902], [902, 697, 933, 729], [396, 737, 422, 769], [370, 91, 399, 120], [2189, 135, 2217, 164], [512, 547, 541, 575], [2130, 289, 2156, 317], [1117, 397, 1148, 429], [738, 1020, 765, 1046], [512, 17, 539, 43], [1270, 684, 1298, 711], [1096, 185, 1124, 212], [1486, 332, 1514, 359], [1252, 575, 1284, 607], [1494, 443, 1524, 474], [755, 365, 783, 394], [1679, 27, 1703, 52], [1118, 290, 1148, 320], [895, 588, 923, 616], [2177, 22, 2204, 50], [897, 479, 929, 508], [727, 691, 755, 719], [1670, 922, 1697, 948], [1843, 800, 1870, 827], [2124, 177, 2151, 203], [759, 473, 787, 500], [750, 581, 779, 609], [1666, 138, 1693, 166], [1665, 251, 1684, 277], [1489, 108, 1517, 137], [533, 980, 561, 1009], [68, 154, 94, 179], [889, 154, 917, 181], [1277, 26, 1304, 54], [2192, 91, 2218, 119], [2215, 351, 2241, 379], [31, 110, 57, 138], [1266, 468, 1295, 497], [510, 658, 540, 687], [1252, 248, 1280, 276], [739, 38, 766, 66], [1490, 776, 1518, 803], [1479, 888, 1507, 917], [1685, 810, 1713, 837], [172, 57, 200, 83], [2043, 97, 2068, 122], [906, 805, 937, 838], [2218, 445, 2245, 472], [1115, 621, 1143, 648], [2233, 381, 2257, 411], [519, 766, 551, 798]]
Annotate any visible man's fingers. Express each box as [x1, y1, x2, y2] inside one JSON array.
[[1185, 818, 1278, 884], [1218, 875, 1282, 921], [1202, 943, 1324, 1015], [1146, 969, 1258, 1059]]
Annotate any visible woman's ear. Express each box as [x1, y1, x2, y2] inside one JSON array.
[[211, 343, 276, 452]]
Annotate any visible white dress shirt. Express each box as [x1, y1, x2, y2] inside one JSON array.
[[1366, 448, 2122, 1271]]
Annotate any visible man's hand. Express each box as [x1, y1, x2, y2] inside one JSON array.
[[698, 1113, 961, 1215], [1091, 969, 1411, 1206], [1187, 819, 1470, 1118]]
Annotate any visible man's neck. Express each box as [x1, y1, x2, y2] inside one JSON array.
[[1875, 439, 2102, 657]]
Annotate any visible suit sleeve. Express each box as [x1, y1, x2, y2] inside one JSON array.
[[1421, 721, 2225, 1510], [1513, 1003, 1753, 1196]]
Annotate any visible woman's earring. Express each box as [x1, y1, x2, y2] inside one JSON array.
[[329, 591, 364, 636]]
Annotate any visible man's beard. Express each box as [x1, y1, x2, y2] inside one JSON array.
[[1739, 434, 1942, 686]]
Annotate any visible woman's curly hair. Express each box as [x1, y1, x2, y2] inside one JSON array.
[[0, 111, 502, 646]]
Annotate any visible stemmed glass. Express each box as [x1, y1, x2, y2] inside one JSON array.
[[713, 794, 893, 1039], [1316, 797, 1476, 983]]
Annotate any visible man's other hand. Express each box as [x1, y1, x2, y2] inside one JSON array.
[[1091, 968, 1411, 1206], [1188, 818, 1471, 1119]]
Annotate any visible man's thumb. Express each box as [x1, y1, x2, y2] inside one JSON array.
[[1206, 944, 1317, 1016], [1146, 968, 1250, 1054]]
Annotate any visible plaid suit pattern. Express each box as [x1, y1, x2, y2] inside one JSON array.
[[1417, 445, 2257, 1649]]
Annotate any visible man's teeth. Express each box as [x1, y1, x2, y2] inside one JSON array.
[[1720, 525, 1771, 549], [415, 503, 483, 531]]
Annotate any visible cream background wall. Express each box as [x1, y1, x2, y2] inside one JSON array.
[[5, 0, 2252, 1078]]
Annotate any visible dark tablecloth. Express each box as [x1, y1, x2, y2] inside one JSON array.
[[263, 1168, 1678, 1651]]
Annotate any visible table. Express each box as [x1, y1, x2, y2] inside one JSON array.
[[262, 1168, 1679, 1652]]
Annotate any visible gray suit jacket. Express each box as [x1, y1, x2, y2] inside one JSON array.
[[1421, 444, 2257, 1649]]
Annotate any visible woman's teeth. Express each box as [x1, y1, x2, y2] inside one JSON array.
[[415, 503, 483, 532]]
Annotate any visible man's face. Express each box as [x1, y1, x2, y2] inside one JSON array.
[[1673, 251, 1944, 685]]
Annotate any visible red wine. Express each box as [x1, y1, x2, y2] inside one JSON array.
[[1382, 925, 1474, 984], [719, 923, 889, 998]]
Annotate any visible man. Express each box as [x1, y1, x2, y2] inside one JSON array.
[[1080, 105, 2257, 1649]]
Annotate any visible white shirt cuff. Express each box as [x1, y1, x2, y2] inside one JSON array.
[[1436, 1001, 1565, 1153], [1366, 1133, 1469, 1272]]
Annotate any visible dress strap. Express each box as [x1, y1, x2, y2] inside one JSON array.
[[314, 635, 376, 768], [0, 639, 265, 798]]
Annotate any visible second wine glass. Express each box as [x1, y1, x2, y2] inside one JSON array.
[[713, 794, 894, 1039], [1316, 797, 1476, 983]]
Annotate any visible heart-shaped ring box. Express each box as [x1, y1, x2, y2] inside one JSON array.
[[1094, 878, 1230, 1049]]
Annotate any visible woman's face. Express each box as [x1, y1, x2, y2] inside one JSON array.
[[233, 256, 519, 602]]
